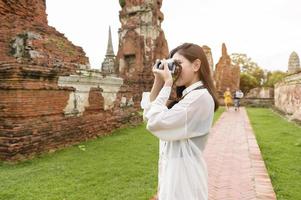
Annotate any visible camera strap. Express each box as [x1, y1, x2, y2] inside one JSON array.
[[178, 85, 206, 101], [167, 85, 206, 109]]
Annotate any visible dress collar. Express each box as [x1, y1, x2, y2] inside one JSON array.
[[182, 80, 204, 96]]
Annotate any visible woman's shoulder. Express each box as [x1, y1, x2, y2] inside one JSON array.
[[185, 89, 215, 119], [184, 88, 213, 105]]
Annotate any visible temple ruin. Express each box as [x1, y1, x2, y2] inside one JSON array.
[[0, 0, 168, 162], [116, 0, 168, 87], [274, 52, 301, 122], [288, 51, 301, 74], [214, 43, 240, 101]]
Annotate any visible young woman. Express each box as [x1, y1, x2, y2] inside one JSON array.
[[223, 87, 232, 111], [140, 43, 219, 200]]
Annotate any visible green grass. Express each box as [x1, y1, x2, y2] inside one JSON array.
[[0, 125, 159, 200], [213, 106, 225, 123], [0, 108, 225, 200], [246, 107, 301, 200]]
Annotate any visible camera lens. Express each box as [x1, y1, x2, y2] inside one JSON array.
[[167, 62, 175, 71], [155, 59, 163, 69], [155, 59, 177, 74]]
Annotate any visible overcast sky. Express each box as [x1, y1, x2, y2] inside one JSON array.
[[46, 0, 301, 72]]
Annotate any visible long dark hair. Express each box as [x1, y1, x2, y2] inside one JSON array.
[[167, 43, 219, 112]]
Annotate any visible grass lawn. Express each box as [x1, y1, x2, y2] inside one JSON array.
[[246, 107, 301, 200], [0, 107, 225, 200]]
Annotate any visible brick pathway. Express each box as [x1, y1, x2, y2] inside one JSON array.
[[203, 107, 277, 200]]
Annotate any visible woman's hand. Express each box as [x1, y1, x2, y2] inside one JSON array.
[[152, 59, 173, 83]]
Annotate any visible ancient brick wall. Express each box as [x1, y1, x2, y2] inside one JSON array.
[[274, 72, 301, 122], [0, 0, 143, 162]]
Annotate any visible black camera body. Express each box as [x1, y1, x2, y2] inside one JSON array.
[[155, 58, 176, 74]]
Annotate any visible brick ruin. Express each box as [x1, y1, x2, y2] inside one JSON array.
[[213, 43, 240, 102], [0, 0, 168, 162], [275, 56, 301, 122], [274, 73, 301, 122], [117, 0, 169, 90], [241, 87, 275, 107]]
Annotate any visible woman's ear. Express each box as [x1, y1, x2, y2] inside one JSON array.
[[193, 59, 201, 72]]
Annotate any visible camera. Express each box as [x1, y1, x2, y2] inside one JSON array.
[[155, 58, 177, 74]]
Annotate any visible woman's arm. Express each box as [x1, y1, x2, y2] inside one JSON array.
[[140, 77, 165, 121], [141, 60, 173, 122], [149, 77, 165, 102]]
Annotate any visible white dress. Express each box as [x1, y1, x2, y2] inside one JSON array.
[[140, 80, 214, 200]]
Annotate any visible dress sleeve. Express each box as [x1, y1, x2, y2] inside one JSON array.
[[140, 86, 214, 141], [140, 86, 171, 122]]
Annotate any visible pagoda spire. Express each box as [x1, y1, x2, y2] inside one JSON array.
[[106, 26, 114, 56], [101, 26, 116, 75]]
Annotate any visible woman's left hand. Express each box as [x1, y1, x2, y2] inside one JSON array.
[[152, 59, 173, 83]]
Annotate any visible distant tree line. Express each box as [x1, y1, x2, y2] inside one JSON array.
[[230, 53, 287, 94]]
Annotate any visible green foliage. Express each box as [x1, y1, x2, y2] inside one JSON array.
[[119, 0, 126, 7], [240, 72, 260, 94], [264, 70, 287, 87], [231, 53, 286, 93], [231, 53, 259, 72], [249, 66, 265, 85], [231, 53, 265, 85]]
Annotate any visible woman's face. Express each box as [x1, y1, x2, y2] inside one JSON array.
[[172, 52, 196, 87]]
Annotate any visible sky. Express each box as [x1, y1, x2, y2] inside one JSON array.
[[46, 0, 301, 72]]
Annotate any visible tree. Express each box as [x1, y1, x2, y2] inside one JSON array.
[[231, 53, 287, 93], [264, 70, 287, 87], [231, 53, 265, 93], [231, 53, 259, 72], [240, 72, 260, 94], [250, 66, 265, 85]]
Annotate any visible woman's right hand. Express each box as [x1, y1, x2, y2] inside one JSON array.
[[152, 60, 164, 84]]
